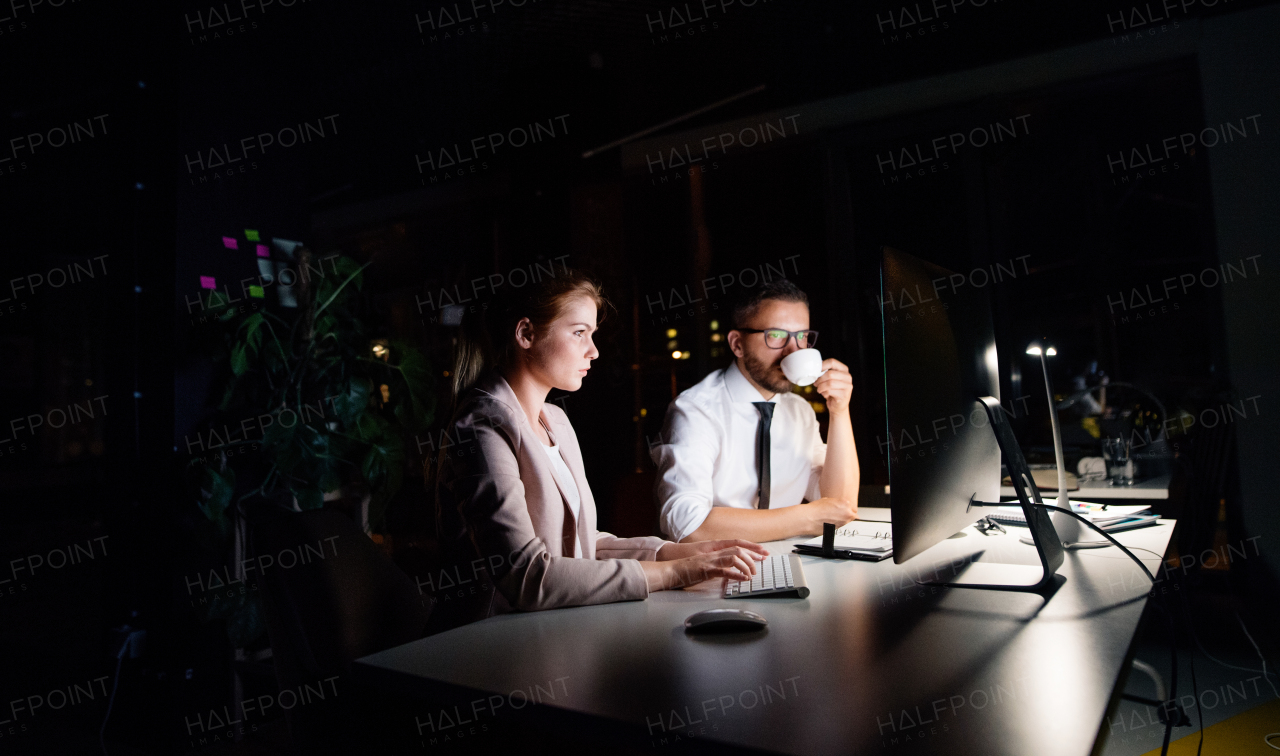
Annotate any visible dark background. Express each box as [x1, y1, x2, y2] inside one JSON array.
[[1, 0, 1277, 753]]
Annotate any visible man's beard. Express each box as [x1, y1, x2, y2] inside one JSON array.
[[741, 350, 792, 394]]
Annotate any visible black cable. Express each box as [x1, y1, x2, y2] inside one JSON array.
[[100, 652, 124, 756], [1126, 546, 1167, 561], [1236, 613, 1280, 699], [1016, 504, 1158, 583], [1151, 601, 1179, 756], [1175, 591, 1209, 756], [1176, 598, 1280, 691], [1132, 537, 1242, 755], [100, 630, 140, 755], [1061, 509, 1203, 756]]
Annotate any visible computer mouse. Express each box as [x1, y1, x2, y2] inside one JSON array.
[[683, 608, 767, 633]]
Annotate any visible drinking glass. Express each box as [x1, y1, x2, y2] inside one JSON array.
[[1101, 438, 1134, 486]]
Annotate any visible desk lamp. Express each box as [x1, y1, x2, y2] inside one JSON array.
[[1024, 342, 1108, 549]]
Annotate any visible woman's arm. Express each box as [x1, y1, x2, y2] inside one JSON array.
[[596, 531, 668, 561], [445, 402, 652, 611], [638, 545, 765, 591]]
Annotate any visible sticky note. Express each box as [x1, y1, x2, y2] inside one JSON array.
[[222, 237, 238, 249], [200, 276, 216, 289], [245, 229, 261, 241], [248, 285, 265, 298], [256, 244, 269, 257]]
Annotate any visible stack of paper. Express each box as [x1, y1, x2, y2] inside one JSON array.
[[988, 504, 1155, 531], [1089, 506, 1155, 528]]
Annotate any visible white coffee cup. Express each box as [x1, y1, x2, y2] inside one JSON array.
[[780, 348, 827, 387]]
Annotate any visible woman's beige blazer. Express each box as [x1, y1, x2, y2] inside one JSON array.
[[435, 373, 669, 616]]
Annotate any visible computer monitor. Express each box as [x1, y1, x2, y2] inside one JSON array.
[[880, 247, 1064, 592]]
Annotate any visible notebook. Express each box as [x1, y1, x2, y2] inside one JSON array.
[[793, 522, 894, 561]]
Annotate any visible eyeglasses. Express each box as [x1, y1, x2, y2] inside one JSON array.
[[737, 329, 819, 349]]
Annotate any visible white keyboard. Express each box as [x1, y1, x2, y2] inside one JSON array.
[[724, 553, 810, 599]]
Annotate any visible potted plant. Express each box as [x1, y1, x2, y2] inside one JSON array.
[[187, 248, 434, 645]]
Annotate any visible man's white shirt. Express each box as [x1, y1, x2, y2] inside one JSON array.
[[651, 361, 827, 542]]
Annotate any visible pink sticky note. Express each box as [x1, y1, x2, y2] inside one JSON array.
[[256, 244, 269, 257], [222, 236, 238, 249], [200, 276, 216, 289]]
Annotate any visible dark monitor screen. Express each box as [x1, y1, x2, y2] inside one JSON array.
[[881, 247, 1002, 563]]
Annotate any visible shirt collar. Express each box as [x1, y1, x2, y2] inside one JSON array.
[[725, 360, 777, 404]]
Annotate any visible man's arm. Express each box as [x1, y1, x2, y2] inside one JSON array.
[[814, 358, 860, 509], [656, 381, 857, 544], [651, 400, 721, 543], [684, 505, 819, 543]]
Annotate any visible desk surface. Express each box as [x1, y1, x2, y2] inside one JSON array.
[[999, 473, 1171, 500], [356, 522, 1175, 756]]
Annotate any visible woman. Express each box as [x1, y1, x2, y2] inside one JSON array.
[[431, 269, 765, 624]]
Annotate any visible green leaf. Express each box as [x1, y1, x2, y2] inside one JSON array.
[[241, 312, 266, 349], [354, 412, 391, 444], [388, 341, 435, 431], [333, 255, 365, 290], [229, 342, 250, 376], [362, 445, 388, 489], [332, 379, 373, 427], [261, 411, 297, 452], [314, 259, 370, 317], [228, 314, 267, 376], [217, 381, 238, 412], [197, 467, 236, 538], [192, 253, 436, 538], [314, 312, 338, 338]]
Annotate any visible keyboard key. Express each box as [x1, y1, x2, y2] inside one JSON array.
[[724, 554, 808, 598]]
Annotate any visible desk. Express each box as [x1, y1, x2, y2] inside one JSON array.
[[1000, 473, 1171, 501], [882, 474, 1171, 502], [355, 521, 1175, 756]]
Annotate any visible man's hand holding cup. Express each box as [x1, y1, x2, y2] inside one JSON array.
[[782, 349, 853, 414]]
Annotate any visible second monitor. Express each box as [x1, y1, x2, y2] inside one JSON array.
[[880, 247, 1064, 591]]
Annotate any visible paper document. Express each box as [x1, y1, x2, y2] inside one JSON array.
[[800, 522, 894, 552]]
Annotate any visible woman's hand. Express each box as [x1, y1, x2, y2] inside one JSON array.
[[656, 539, 769, 562], [641, 544, 768, 592]]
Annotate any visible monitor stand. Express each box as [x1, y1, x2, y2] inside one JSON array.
[[916, 396, 1065, 593]]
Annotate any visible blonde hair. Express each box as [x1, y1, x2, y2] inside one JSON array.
[[452, 268, 608, 400]]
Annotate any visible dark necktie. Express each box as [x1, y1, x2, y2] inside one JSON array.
[[753, 402, 775, 509]]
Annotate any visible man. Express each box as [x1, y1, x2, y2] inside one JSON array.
[[651, 278, 860, 543]]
